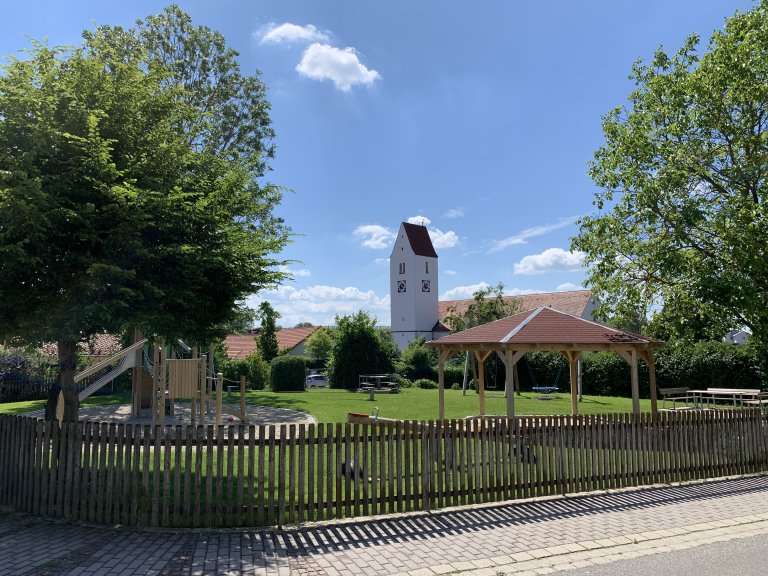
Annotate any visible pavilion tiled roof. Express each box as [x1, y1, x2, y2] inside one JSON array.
[[438, 289, 594, 325], [431, 307, 663, 348], [224, 326, 319, 359], [403, 222, 438, 258]]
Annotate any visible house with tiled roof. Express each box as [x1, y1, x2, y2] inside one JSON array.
[[223, 326, 320, 359], [438, 289, 597, 329]]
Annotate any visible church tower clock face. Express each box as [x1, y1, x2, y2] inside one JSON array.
[[397, 280, 407, 293], [422, 279, 431, 292]]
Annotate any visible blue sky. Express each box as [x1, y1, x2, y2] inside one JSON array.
[[1, 1, 755, 327]]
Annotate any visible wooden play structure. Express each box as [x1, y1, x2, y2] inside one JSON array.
[[131, 337, 250, 427], [40, 331, 250, 428]]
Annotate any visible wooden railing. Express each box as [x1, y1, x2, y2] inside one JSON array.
[[0, 410, 766, 529]]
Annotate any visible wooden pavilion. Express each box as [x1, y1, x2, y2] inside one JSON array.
[[426, 307, 665, 419]]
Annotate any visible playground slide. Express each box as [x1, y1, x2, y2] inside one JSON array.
[[75, 339, 147, 402], [27, 339, 147, 417]]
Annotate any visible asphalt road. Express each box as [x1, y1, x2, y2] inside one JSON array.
[[557, 532, 768, 576]]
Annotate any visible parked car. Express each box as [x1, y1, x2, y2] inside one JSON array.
[[306, 374, 330, 388]]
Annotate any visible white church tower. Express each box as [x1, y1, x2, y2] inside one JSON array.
[[390, 222, 444, 350]]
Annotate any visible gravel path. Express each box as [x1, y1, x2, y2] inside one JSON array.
[[78, 402, 315, 429]]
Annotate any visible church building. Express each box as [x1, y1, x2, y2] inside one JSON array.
[[389, 222, 449, 350]]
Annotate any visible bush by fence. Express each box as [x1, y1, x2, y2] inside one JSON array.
[[221, 354, 270, 391], [269, 356, 306, 392], [1, 410, 766, 529]]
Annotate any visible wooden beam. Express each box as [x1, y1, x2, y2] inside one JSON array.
[[561, 350, 581, 416], [640, 350, 658, 413], [503, 350, 525, 418], [629, 349, 640, 414], [438, 350, 451, 421], [475, 351, 487, 416]]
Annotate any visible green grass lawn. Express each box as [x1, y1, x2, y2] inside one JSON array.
[[0, 387, 652, 421]]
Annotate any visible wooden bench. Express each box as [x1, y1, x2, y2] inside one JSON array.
[[692, 388, 762, 408], [741, 391, 768, 406], [659, 387, 690, 410]]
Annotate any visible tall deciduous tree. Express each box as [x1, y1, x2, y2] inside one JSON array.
[[573, 2, 768, 345], [443, 283, 520, 332], [0, 7, 289, 421], [328, 311, 396, 390], [305, 328, 334, 369], [256, 302, 280, 363], [443, 283, 520, 392]]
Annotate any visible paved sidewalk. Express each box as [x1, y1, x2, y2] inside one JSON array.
[[1, 475, 767, 575]]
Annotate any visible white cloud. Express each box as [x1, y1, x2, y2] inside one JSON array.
[[374, 257, 390, 265], [406, 215, 459, 249], [259, 23, 329, 45], [441, 282, 490, 300], [442, 208, 465, 219], [247, 284, 390, 326], [513, 248, 586, 275], [556, 282, 582, 291], [296, 43, 381, 91], [354, 224, 396, 249], [406, 215, 431, 226], [278, 265, 311, 278], [444, 270, 457, 275], [430, 228, 459, 249], [489, 216, 579, 252]]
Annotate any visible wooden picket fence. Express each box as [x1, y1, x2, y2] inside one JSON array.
[[0, 409, 767, 529]]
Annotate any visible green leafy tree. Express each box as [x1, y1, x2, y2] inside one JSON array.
[[443, 283, 520, 332], [573, 2, 768, 345], [443, 283, 520, 393], [328, 311, 395, 390], [305, 327, 334, 368], [396, 336, 437, 381], [0, 7, 288, 421], [256, 302, 280, 363]]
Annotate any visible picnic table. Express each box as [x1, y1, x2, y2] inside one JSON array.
[[688, 388, 766, 408]]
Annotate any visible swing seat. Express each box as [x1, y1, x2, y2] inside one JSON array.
[[532, 386, 559, 394]]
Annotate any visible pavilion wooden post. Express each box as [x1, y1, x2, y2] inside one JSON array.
[[616, 349, 641, 415], [474, 351, 491, 417], [503, 350, 525, 419], [561, 350, 581, 416], [629, 349, 640, 415], [640, 349, 658, 414], [437, 351, 452, 421]]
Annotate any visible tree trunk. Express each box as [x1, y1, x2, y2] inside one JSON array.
[[43, 381, 61, 421], [59, 339, 79, 422]]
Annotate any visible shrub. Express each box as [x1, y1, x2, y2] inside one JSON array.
[[269, 355, 306, 392], [413, 378, 437, 389], [443, 363, 466, 388], [221, 354, 270, 390]]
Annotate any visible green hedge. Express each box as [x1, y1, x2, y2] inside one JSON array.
[[270, 355, 306, 392], [221, 354, 270, 390], [518, 342, 767, 398]]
